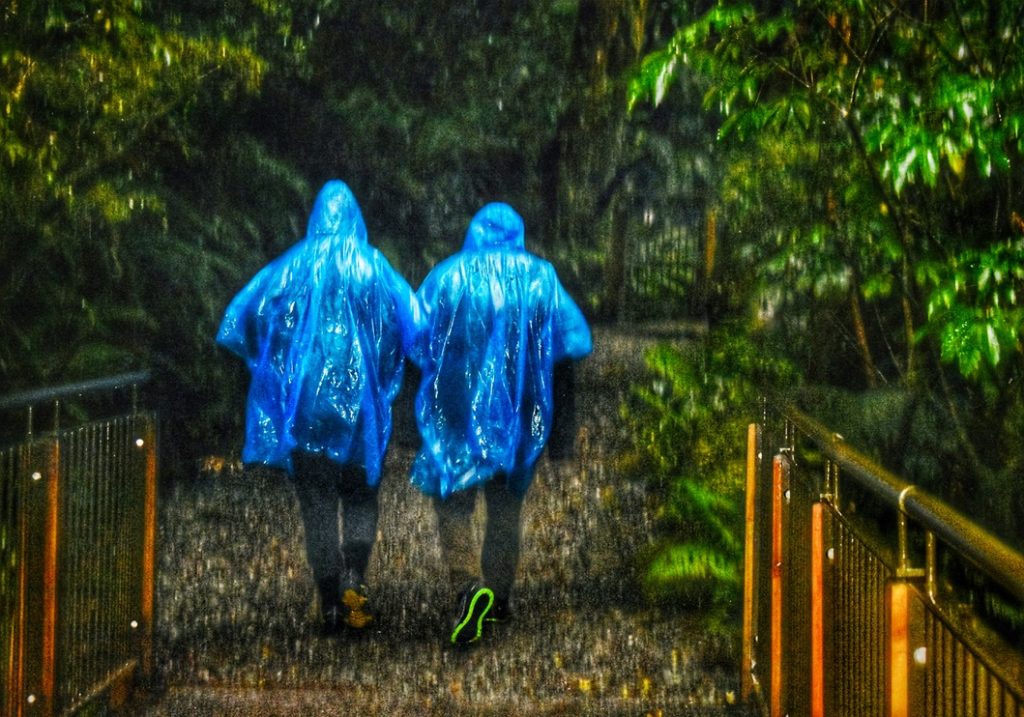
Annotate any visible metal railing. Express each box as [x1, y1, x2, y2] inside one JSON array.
[[623, 222, 704, 322], [743, 403, 1024, 716], [1, 372, 157, 717]]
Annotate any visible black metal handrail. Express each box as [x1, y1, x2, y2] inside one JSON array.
[[784, 403, 1024, 604], [0, 370, 151, 412]]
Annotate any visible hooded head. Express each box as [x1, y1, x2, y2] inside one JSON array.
[[306, 180, 368, 245], [462, 202, 525, 251]]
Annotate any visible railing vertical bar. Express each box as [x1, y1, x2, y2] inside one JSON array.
[[86, 424, 100, 706], [3, 446, 24, 717], [102, 420, 115, 685], [966, 649, 976, 717], [870, 554, 878, 716], [869, 539, 879, 715], [116, 418, 129, 695], [945, 613, 955, 716], [119, 416, 135, 687], [44, 438, 60, 717], [18, 443, 32, 717], [114, 418, 128, 680], [837, 523, 848, 714], [851, 533, 860, 716], [835, 523, 844, 714], [58, 430, 72, 711], [880, 557, 891, 715], [977, 661, 988, 716], [62, 427, 74, 711], [111, 419, 125, 687], [847, 528, 856, 716], [861, 546, 868, 716], [996, 675, 1004, 717], [850, 531, 859, 716], [68, 427, 83, 710], [957, 640, 966, 717], [874, 546, 883, 715], [90, 422, 103, 703], [83, 424, 94, 704], [924, 614, 933, 717], [93, 422, 106, 698], [935, 619, 944, 717]]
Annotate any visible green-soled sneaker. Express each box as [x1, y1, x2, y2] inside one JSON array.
[[341, 584, 374, 630], [450, 581, 494, 646]]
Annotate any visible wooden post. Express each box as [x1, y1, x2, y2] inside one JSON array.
[[741, 423, 759, 702], [886, 581, 925, 717], [810, 502, 825, 717], [139, 415, 158, 682], [770, 453, 789, 717], [23, 438, 59, 717]]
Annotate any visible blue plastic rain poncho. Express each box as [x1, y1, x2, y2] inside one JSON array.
[[410, 202, 592, 499], [216, 180, 419, 484]]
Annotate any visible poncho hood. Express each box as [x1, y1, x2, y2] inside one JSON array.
[[462, 202, 526, 251], [307, 179, 368, 244]]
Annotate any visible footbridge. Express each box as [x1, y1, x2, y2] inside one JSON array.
[[2, 328, 1022, 716]]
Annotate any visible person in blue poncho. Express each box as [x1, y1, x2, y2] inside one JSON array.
[[409, 202, 592, 645], [217, 180, 419, 635]]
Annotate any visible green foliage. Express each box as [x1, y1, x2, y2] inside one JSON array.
[[622, 324, 796, 610], [0, 0, 317, 471], [630, 0, 1024, 391], [917, 240, 1024, 384]]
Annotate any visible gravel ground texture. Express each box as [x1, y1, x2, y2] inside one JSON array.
[[136, 325, 752, 716]]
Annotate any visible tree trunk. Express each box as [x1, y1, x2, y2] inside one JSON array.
[[849, 285, 878, 388]]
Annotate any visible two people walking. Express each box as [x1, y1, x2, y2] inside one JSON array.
[[217, 180, 592, 645]]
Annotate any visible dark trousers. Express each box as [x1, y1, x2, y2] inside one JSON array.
[[433, 473, 524, 602], [291, 451, 378, 592]]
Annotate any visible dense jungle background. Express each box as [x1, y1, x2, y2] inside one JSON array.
[[2, 0, 1023, 608]]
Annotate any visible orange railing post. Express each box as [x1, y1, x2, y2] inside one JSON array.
[[22, 437, 60, 717], [885, 580, 925, 717], [770, 452, 790, 717], [887, 503, 926, 717], [746, 401, 1024, 716], [742, 423, 759, 703], [138, 415, 158, 682], [809, 501, 825, 717]]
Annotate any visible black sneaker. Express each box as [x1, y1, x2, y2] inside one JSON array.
[[485, 595, 512, 623], [317, 576, 344, 636], [449, 581, 494, 646]]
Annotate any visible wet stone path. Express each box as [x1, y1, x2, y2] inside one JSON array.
[[139, 327, 750, 716]]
